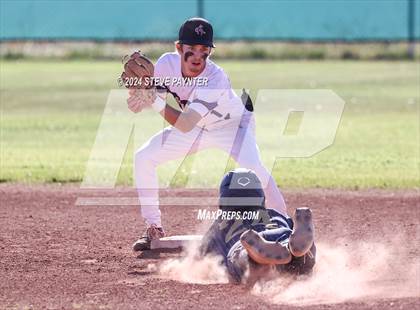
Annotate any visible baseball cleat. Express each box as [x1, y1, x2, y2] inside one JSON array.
[[132, 224, 165, 251], [289, 208, 315, 257], [240, 229, 292, 265]]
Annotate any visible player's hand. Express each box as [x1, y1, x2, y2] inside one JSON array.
[[126, 88, 157, 113], [127, 95, 143, 113]]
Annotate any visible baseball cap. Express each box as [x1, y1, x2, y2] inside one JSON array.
[[178, 17, 215, 48]]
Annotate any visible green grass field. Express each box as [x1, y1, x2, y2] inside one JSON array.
[[0, 60, 418, 189]]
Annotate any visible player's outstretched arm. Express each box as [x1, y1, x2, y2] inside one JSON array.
[[153, 99, 202, 133]]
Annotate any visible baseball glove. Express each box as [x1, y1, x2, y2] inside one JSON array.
[[120, 51, 154, 89], [120, 51, 157, 113]]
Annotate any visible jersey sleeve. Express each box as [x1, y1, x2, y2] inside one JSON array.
[[187, 69, 231, 117], [153, 53, 169, 79], [188, 89, 223, 117]]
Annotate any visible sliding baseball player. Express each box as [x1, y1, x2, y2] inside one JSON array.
[[120, 17, 288, 251], [199, 168, 316, 284]]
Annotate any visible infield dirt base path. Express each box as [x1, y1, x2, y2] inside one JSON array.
[[1, 185, 419, 309]]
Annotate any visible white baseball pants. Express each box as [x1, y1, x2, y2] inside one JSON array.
[[134, 113, 287, 227]]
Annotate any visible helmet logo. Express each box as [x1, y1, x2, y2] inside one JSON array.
[[237, 177, 251, 187], [195, 24, 206, 36]]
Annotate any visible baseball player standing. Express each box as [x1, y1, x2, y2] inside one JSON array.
[[123, 18, 288, 251]]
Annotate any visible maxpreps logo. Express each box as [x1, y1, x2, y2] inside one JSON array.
[[195, 24, 206, 36], [196, 209, 260, 220]]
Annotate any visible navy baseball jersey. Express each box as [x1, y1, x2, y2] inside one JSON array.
[[200, 208, 294, 282]]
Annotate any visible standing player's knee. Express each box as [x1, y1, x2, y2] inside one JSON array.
[[240, 162, 268, 181], [134, 148, 155, 168], [237, 159, 258, 172]]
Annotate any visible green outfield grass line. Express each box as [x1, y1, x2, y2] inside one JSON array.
[[0, 60, 418, 188]]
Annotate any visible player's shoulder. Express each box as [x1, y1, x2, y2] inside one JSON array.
[[156, 52, 179, 64], [205, 59, 227, 79], [204, 59, 230, 88], [155, 52, 180, 73]]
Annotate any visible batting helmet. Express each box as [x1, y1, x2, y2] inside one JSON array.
[[219, 168, 265, 210]]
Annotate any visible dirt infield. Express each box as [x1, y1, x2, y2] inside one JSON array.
[[1, 184, 419, 309]]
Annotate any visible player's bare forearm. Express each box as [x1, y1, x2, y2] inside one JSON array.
[[159, 104, 182, 127], [158, 104, 201, 133]]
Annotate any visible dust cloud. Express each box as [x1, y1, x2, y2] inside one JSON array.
[[159, 241, 229, 284], [252, 242, 419, 305]]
